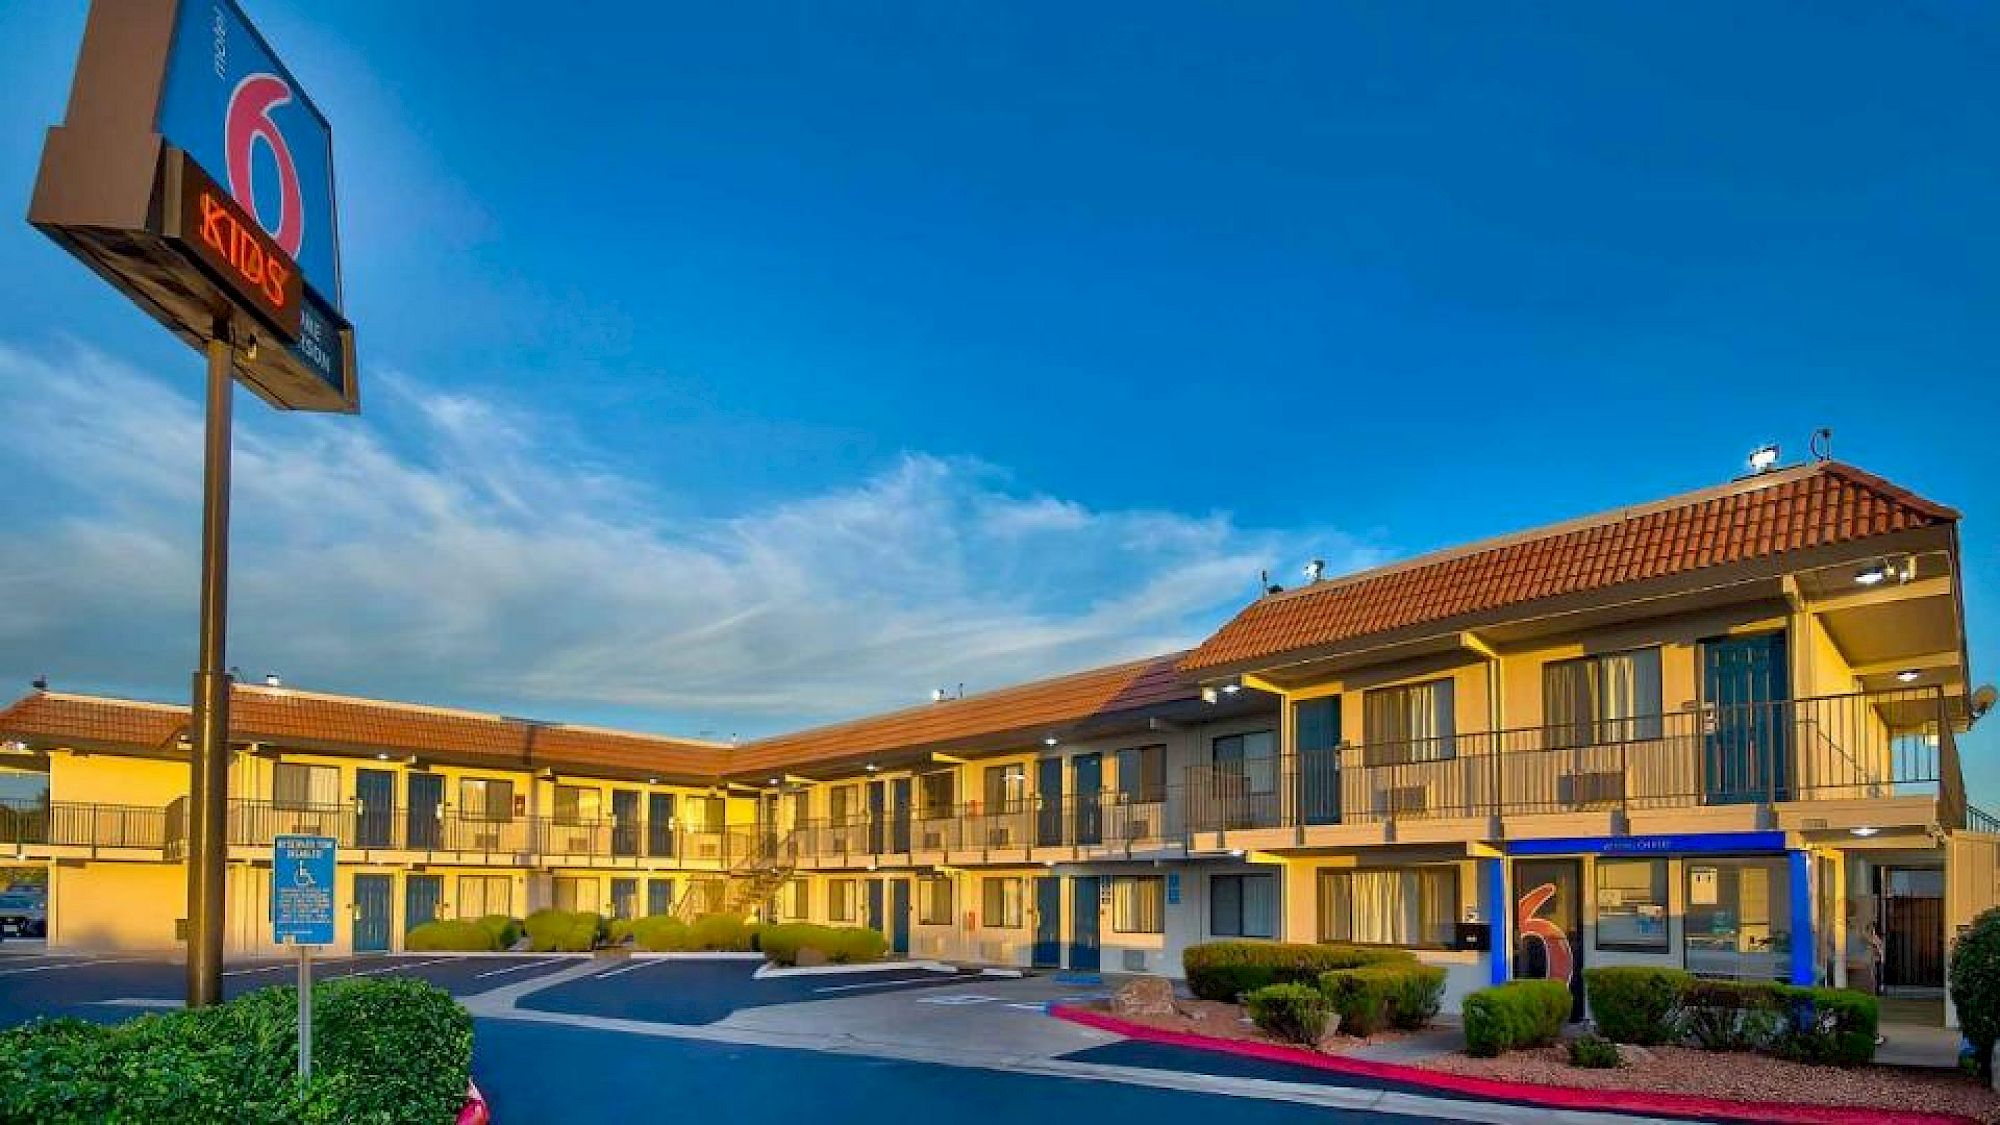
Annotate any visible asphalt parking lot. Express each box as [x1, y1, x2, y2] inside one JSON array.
[[515, 957, 991, 1024]]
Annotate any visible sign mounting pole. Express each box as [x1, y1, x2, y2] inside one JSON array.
[[186, 317, 236, 1008]]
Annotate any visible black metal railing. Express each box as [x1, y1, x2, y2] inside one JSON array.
[[2, 797, 164, 849], [1969, 805, 2000, 835]]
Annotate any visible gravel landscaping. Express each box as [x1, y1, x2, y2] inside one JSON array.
[[1422, 1044, 2000, 1123]]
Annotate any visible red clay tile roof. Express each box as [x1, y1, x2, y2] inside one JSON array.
[[0, 687, 725, 779], [1182, 461, 1959, 674], [729, 652, 1199, 774]]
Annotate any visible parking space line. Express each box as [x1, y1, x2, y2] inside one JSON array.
[[476, 958, 565, 979], [589, 960, 657, 979], [321, 957, 453, 980], [223, 963, 298, 977], [0, 957, 137, 977], [812, 975, 974, 994]]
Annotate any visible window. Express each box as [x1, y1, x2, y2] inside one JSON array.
[[982, 877, 1024, 929], [552, 876, 599, 914], [984, 764, 1027, 811], [918, 877, 953, 925], [829, 879, 859, 923], [1210, 873, 1278, 938], [830, 785, 858, 825], [1294, 697, 1342, 825], [784, 878, 809, 921], [1595, 859, 1668, 952], [273, 763, 338, 810], [458, 875, 511, 919], [1544, 648, 1664, 747], [1363, 679, 1456, 764], [1116, 745, 1166, 803], [553, 785, 601, 825], [610, 878, 638, 921], [1112, 875, 1165, 934], [646, 878, 675, 917], [1318, 867, 1459, 947], [918, 771, 956, 816], [1212, 731, 1278, 793], [1685, 857, 1791, 981], [459, 777, 513, 821]]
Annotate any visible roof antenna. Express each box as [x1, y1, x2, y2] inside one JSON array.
[[1809, 427, 1833, 462], [30, 674, 47, 692], [1260, 569, 1283, 596]]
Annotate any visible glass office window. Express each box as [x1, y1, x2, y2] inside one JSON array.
[[1595, 859, 1668, 951], [1684, 857, 1790, 981]]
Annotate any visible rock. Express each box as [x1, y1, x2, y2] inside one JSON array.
[[795, 946, 829, 968], [1110, 975, 1179, 1019], [1314, 1016, 1346, 1051]]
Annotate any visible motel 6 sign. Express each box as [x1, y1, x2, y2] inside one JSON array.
[[29, 0, 356, 412]]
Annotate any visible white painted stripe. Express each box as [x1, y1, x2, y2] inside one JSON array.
[[0, 957, 136, 977], [812, 975, 972, 994], [476, 958, 565, 980], [223, 963, 294, 977], [590, 960, 656, 979], [321, 957, 453, 980]]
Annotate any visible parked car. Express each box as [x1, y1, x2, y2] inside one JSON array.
[[0, 890, 46, 937]]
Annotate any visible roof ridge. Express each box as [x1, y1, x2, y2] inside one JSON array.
[[36, 691, 187, 713], [234, 683, 724, 746]]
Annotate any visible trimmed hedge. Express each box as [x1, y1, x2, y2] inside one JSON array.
[[405, 919, 501, 952], [524, 909, 606, 952], [1681, 979, 1785, 1052], [0, 977, 470, 1124], [760, 923, 888, 966], [1245, 983, 1330, 1045], [1462, 980, 1572, 1057], [631, 915, 697, 952], [1950, 907, 2000, 1080], [1583, 966, 1689, 1045], [475, 914, 523, 950], [1319, 963, 1446, 1036], [690, 913, 756, 952], [1183, 941, 1414, 1002], [1771, 986, 1877, 1067]]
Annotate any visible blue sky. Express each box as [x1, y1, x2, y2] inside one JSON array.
[[0, 3, 1993, 802]]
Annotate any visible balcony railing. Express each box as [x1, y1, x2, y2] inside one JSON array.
[[3, 798, 165, 850]]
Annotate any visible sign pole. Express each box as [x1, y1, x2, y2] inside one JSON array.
[[296, 941, 312, 1080], [185, 320, 235, 1009]]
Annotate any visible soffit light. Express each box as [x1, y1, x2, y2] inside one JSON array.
[[1850, 826, 1880, 838], [1897, 670, 1921, 683], [1854, 564, 1889, 587], [1043, 736, 1059, 747]]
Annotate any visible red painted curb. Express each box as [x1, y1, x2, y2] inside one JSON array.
[[1050, 1005, 1979, 1125]]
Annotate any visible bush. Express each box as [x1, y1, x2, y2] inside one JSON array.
[[631, 915, 698, 952], [1183, 941, 1414, 1002], [1950, 907, 2000, 1080], [758, 923, 887, 966], [1462, 980, 1572, 1057], [1771, 986, 1877, 1067], [1568, 1031, 1623, 1069], [689, 913, 755, 951], [608, 917, 636, 945], [0, 978, 470, 1124], [1245, 983, 1330, 1045], [1319, 963, 1447, 1036], [405, 919, 500, 952], [475, 914, 523, 949], [1583, 966, 1689, 1045], [1681, 979, 1784, 1051], [524, 908, 605, 952]]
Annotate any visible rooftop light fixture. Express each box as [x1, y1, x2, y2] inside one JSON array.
[[1897, 670, 1921, 683], [1043, 736, 1059, 747], [1221, 683, 1242, 694], [1748, 445, 1781, 473], [263, 672, 282, 687], [1850, 826, 1880, 838], [1854, 564, 1889, 586]]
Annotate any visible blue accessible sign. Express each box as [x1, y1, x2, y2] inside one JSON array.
[[272, 834, 336, 945]]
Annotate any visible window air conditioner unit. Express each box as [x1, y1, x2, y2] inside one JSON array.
[[1557, 771, 1624, 807], [1384, 786, 1428, 815], [1122, 949, 1148, 972]]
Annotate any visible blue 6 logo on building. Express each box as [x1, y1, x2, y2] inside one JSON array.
[[160, 0, 341, 307]]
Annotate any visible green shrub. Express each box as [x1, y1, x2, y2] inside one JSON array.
[[0, 978, 469, 1124], [475, 914, 523, 949], [608, 917, 636, 944], [524, 909, 604, 952], [1583, 966, 1689, 1045], [1771, 986, 1877, 1067], [632, 915, 698, 952], [1318, 963, 1446, 1036], [1245, 983, 1330, 1045], [1950, 907, 2000, 1080], [405, 919, 500, 952], [1183, 941, 1414, 1002], [689, 913, 755, 951], [829, 926, 887, 963], [758, 923, 889, 965], [1462, 980, 1572, 1057], [1681, 979, 1784, 1051], [1568, 1031, 1623, 1069]]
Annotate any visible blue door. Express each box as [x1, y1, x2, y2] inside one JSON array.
[[612, 790, 641, 856], [866, 879, 885, 933], [1702, 633, 1791, 804], [1068, 876, 1100, 971], [403, 874, 441, 933], [889, 880, 911, 955], [1072, 754, 1103, 846], [1032, 876, 1062, 967], [647, 793, 676, 857], [405, 773, 442, 850], [1036, 757, 1065, 847], [353, 873, 392, 952], [889, 779, 912, 853], [356, 769, 395, 848], [867, 783, 887, 854], [647, 878, 674, 917]]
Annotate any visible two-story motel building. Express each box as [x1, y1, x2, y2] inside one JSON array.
[[3, 460, 1995, 1024]]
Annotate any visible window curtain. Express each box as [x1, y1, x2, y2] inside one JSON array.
[[1544, 649, 1664, 747], [1364, 681, 1455, 764], [1322, 868, 1459, 946]]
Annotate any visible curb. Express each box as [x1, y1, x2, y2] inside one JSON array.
[[1048, 1006, 1980, 1125]]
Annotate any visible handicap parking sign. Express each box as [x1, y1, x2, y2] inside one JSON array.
[[273, 835, 336, 945]]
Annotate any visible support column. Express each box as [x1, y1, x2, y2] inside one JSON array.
[[185, 328, 235, 1008], [1483, 857, 1509, 985], [1788, 850, 1814, 986]]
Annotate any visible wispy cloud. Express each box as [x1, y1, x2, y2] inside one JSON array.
[[0, 340, 1385, 735]]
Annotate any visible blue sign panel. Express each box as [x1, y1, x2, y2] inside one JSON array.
[[273, 834, 336, 945], [1165, 872, 1181, 905], [1506, 831, 1787, 856], [158, 0, 340, 307]]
